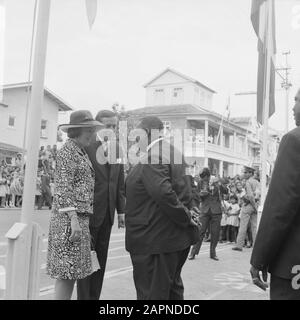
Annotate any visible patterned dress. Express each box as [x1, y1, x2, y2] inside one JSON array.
[[47, 139, 95, 280]]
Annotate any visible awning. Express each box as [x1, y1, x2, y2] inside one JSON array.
[[0, 142, 25, 153]]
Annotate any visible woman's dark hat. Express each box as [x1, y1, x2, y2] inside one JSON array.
[[59, 110, 104, 133]]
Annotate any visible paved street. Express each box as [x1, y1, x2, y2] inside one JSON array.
[[0, 209, 269, 300]]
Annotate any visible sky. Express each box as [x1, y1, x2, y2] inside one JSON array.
[[2, 0, 300, 131]]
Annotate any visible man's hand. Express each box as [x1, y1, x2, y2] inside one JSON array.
[[190, 208, 202, 228], [118, 213, 125, 229], [250, 265, 269, 291]]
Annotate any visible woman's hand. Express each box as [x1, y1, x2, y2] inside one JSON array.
[[69, 215, 82, 242]]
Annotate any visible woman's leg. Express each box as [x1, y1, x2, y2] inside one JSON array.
[[54, 279, 76, 300], [226, 225, 231, 242], [11, 194, 15, 207], [233, 227, 238, 243]]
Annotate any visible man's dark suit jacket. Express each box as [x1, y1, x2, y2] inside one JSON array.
[[125, 139, 199, 255], [85, 139, 126, 228], [197, 179, 227, 214], [251, 127, 300, 279]]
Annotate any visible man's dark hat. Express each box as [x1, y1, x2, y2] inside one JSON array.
[[199, 167, 211, 178], [59, 110, 104, 133]]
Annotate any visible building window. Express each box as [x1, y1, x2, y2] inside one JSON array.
[[41, 120, 48, 138], [172, 87, 184, 104], [8, 115, 16, 128], [154, 88, 165, 105], [163, 121, 171, 135]]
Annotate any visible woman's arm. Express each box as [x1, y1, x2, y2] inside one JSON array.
[[55, 150, 77, 213]]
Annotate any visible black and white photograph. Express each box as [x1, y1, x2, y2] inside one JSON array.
[[0, 0, 300, 304]]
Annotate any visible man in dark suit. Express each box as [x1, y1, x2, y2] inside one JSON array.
[[37, 169, 52, 210], [125, 116, 199, 300], [77, 110, 126, 300], [188, 168, 228, 261], [250, 89, 300, 300]]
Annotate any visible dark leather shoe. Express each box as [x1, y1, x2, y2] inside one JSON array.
[[210, 255, 219, 261], [232, 247, 243, 251], [188, 254, 195, 260]]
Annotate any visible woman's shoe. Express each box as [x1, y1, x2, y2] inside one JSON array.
[[188, 254, 195, 260]]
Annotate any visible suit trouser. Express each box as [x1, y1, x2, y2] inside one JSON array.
[[130, 247, 190, 300], [270, 274, 300, 300], [236, 206, 257, 249], [77, 210, 112, 300], [190, 210, 221, 257]]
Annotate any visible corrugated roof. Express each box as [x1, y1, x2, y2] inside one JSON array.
[[0, 142, 24, 153], [2, 82, 73, 111]]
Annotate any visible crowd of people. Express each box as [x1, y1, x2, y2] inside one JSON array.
[[205, 173, 260, 247], [0, 145, 57, 209]]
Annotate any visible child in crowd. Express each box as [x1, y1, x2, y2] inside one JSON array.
[[5, 174, 12, 208], [220, 194, 229, 243], [0, 172, 6, 208], [226, 195, 240, 243]]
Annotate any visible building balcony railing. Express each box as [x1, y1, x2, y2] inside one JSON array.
[[184, 141, 205, 157]]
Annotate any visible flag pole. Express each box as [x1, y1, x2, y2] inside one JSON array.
[[259, 0, 273, 226], [5, 0, 51, 299]]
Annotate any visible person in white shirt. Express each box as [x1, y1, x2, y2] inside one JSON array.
[[225, 195, 240, 243]]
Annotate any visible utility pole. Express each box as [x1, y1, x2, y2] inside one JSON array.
[[276, 51, 292, 133]]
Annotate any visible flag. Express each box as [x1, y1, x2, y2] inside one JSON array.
[[251, 0, 276, 125], [0, 0, 5, 101], [85, 0, 98, 29]]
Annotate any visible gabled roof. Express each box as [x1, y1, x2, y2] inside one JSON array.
[[143, 68, 217, 94], [2, 82, 73, 111]]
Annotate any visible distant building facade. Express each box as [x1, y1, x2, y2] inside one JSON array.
[[0, 83, 73, 164], [130, 68, 281, 177]]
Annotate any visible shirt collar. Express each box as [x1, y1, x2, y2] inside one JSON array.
[[146, 137, 164, 152]]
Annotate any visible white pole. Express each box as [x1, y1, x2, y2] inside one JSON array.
[[259, 0, 273, 226], [21, 0, 51, 224], [285, 87, 289, 133]]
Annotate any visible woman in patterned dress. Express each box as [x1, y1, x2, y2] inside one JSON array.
[[46, 110, 103, 300]]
